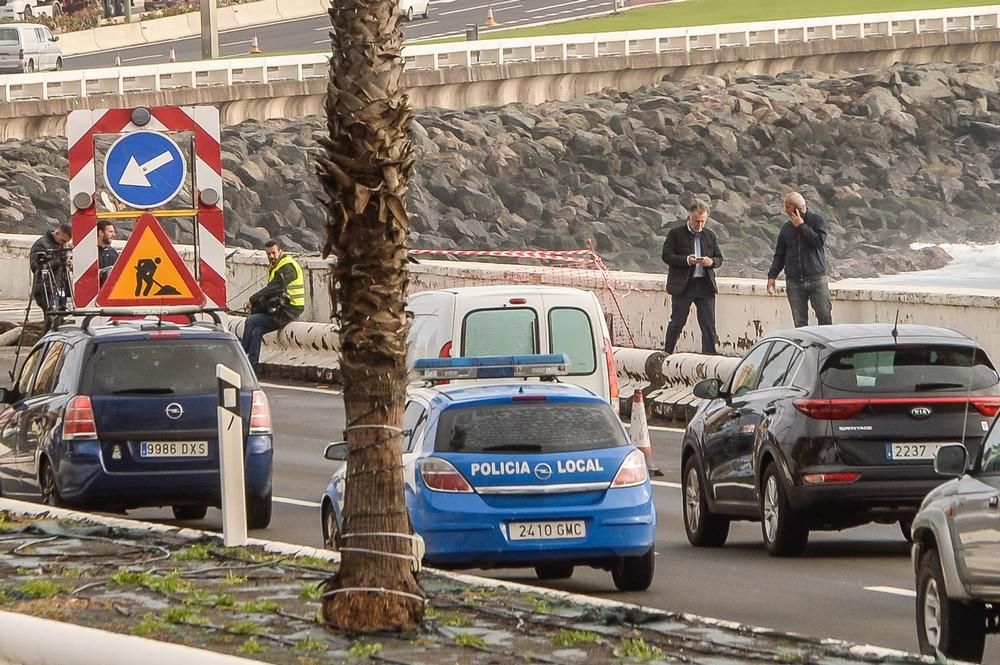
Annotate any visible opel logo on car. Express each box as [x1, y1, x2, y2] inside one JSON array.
[[534, 463, 553, 481], [910, 406, 933, 419], [165, 403, 184, 420]]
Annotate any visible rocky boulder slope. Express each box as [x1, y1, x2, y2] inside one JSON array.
[[5, 61, 1000, 279]]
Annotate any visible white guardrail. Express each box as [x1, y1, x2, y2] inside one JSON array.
[[1, 5, 999, 103]]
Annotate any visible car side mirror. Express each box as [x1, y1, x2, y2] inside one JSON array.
[[324, 441, 347, 461], [50, 35, 59, 41], [692, 378, 722, 400], [934, 444, 968, 477]]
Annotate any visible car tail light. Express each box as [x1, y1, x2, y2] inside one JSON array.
[[147, 330, 181, 339], [611, 449, 649, 488], [17, 49, 23, 61], [793, 399, 865, 420], [419, 457, 472, 492], [63, 395, 97, 439], [249, 390, 272, 434], [509, 298, 527, 305], [802, 472, 861, 484], [604, 338, 619, 415], [433, 341, 453, 386], [971, 399, 1000, 418]]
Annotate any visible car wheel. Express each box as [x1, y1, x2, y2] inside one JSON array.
[[899, 518, 913, 543], [611, 547, 654, 592], [172, 505, 208, 521], [55, 58, 63, 71], [535, 563, 573, 580], [246, 489, 272, 529], [422, 2, 429, 18], [322, 502, 339, 550], [405, 6, 413, 20], [26, 60, 35, 74], [916, 548, 986, 662], [682, 456, 729, 547], [760, 464, 808, 556], [51, 2, 61, 16], [40, 461, 61, 507]]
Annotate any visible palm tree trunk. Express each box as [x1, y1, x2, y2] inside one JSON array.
[[316, 0, 423, 632]]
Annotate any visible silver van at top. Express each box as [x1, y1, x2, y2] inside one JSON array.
[[0, 23, 62, 73]]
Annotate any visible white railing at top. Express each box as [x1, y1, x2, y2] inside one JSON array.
[[2, 4, 999, 103]]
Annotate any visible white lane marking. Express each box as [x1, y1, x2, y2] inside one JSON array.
[[260, 382, 342, 395], [652, 480, 681, 489], [121, 54, 162, 62], [439, 0, 519, 16], [865, 586, 916, 598], [411, 19, 440, 26], [623, 423, 685, 433], [275, 496, 322, 508], [525, 0, 588, 12], [222, 39, 252, 46]]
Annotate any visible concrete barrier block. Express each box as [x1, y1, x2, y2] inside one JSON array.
[[231, 0, 281, 28], [217, 4, 241, 31], [92, 22, 145, 51], [138, 13, 192, 43], [56, 30, 100, 57], [277, 0, 327, 20]]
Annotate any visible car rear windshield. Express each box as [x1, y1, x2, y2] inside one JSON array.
[[821, 345, 999, 393], [80, 339, 255, 396], [0, 29, 19, 44], [434, 401, 626, 454], [462, 308, 537, 356]]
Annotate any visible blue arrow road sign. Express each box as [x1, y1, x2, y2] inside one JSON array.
[[104, 131, 187, 209]]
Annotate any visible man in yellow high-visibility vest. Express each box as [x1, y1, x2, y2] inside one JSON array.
[[241, 239, 305, 370]]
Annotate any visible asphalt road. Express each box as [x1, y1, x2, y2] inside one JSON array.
[[122, 381, 999, 662], [63, 0, 618, 69]]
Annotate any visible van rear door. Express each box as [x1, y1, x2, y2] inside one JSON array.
[[0, 27, 22, 72]]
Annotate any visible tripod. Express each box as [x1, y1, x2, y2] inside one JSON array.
[[10, 258, 74, 382]]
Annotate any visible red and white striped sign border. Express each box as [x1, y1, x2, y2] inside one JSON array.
[[67, 106, 225, 310]]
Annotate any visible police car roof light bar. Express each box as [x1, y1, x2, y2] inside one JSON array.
[[413, 354, 571, 381]]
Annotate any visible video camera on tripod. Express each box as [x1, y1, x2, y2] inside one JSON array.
[[31, 246, 73, 313]]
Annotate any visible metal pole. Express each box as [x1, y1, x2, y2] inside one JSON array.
[[124, 0, 131, 22], [216, 363, 247, 546], [201, 0, 219, 59]]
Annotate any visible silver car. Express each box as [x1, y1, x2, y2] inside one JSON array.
[[0, 23, 62, 73], [912, 435, 1000, 662]]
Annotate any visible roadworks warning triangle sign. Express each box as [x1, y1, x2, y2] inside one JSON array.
[[96, 213, 205, 307]]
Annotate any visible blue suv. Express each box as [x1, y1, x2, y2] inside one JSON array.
[[0, 314, 274, 528]]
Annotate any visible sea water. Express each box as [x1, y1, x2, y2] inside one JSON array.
[[835, 243, 1000, 292]]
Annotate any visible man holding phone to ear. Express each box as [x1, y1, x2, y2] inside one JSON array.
[[661, 199, 723, 355], [767, 191, 833, 327]]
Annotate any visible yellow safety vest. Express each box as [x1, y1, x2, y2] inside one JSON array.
[[269, 255, 305, 308]]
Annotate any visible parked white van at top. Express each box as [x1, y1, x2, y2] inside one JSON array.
[[0, 23, 62, 73], [406, 285, 620, 411]]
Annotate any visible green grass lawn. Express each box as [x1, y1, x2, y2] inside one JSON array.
[[412, 0, 1000, 42]]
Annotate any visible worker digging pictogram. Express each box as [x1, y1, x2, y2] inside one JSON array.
[[97, 212, 204, 307]]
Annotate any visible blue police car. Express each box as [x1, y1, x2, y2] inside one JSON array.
[[320, 355, 656, 591]]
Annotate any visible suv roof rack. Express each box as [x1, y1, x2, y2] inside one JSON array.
[[49, 307, 225, 333]]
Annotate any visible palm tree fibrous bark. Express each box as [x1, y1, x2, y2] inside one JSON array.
[[316, 0, 424, 632]]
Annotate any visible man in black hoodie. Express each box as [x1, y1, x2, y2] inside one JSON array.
[[766, 192, 832, 327]]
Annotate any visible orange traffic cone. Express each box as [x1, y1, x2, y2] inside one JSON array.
[[485, 4, 496, 26], [167, 46, 176, 63], [630, 389, 663, 477], [249, 32, 261, 54]]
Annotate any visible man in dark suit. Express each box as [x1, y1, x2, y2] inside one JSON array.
[[661, 200, 724, 354]]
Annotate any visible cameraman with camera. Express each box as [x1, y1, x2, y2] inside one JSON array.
[[240, 239, 305, 371], [29, 222, 73, 329]]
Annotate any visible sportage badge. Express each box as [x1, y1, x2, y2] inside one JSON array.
[[910, 406, 932, 419]]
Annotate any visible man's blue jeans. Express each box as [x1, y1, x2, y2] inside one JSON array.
[[241, 313, 283, 369], [785, 275, 833, 327]]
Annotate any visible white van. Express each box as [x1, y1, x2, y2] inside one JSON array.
[[0, 23, 62, 73], [406, 285, 619, 411]]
